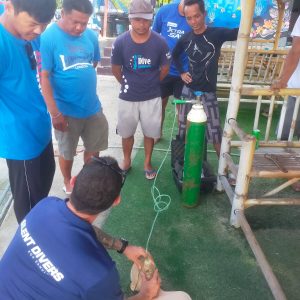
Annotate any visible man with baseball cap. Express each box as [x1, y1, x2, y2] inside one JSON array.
[[111, 0, 171, 180]]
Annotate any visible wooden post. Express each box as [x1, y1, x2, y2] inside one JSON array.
[[230, 136, 256, 227], [217, 0, 256, 191], [237, 211, 287, 300], [103, 0, 109, 38], [274, 0, 285, 50]]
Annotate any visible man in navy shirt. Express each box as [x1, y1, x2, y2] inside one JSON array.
[[111, 0, 170, 180], [0, 0, 56, 223], [0, 156, 161, 299], [152, 0, 191, 141]]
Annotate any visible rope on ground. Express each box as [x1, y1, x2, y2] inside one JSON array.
[[145, 105, 177, 252]]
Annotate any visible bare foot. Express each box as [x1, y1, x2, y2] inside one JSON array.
[[119, 159, 131, 172]]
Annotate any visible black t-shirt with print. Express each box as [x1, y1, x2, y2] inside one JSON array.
[[172, 27, 238, 92]]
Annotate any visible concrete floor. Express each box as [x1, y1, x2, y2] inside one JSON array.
[[0, 75, 144, 258]]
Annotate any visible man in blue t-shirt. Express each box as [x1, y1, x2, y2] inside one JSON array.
[[41, 0, 108, 195], [0, 0, 56, 223], [111, 0, 170, 180], [0, 156, 161, 299], [152, 0, 191, 140]]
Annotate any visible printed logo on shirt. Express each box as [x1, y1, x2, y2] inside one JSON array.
[[167, 26, 185, 39], [20, 220, 65, 282], [34, 50, 42, 90], [130, 55, 152, 70], [60, 54, 93, 71], [167, 22, 177, 27]]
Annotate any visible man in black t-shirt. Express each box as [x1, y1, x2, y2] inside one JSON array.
[[172, 0, 238, 157]]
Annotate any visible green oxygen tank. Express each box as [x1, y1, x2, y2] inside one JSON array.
[[182, 92, 207, 207]]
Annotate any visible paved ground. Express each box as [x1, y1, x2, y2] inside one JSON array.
[[0, 75, 144, 257]]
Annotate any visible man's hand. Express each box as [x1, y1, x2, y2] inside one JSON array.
[[270, 78, 287, 91], [181, 72, 192, 84], [123, 245, 148, 268], [51, 113, 68, 132]]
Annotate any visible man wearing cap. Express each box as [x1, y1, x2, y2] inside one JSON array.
[[111, 0, 171, 180], [0, 156, 161, 299]]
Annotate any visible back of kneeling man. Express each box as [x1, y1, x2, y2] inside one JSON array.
[[0, 156, 160, 300]]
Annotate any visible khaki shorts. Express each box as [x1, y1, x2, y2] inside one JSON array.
[[117, 97, 161, 139], [55, 111, 108, 160]]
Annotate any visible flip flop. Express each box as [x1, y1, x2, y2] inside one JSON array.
[[63, 186, 72, 195], [144, 169, 157, 180]]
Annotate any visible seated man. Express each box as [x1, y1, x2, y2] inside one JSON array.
[[0, 156, 160, 299]]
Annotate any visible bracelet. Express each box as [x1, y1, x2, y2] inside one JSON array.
[[51, 112, 62, 119], [117, 238, 128, 254]]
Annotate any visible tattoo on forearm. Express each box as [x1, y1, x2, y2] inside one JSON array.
[[92, 226, 122, 251]]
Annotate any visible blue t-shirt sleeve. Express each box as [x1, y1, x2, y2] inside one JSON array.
[[152, 8, 163, 33], [40, 32, 54, 72], [111, 37, 123, 66], [85, 267, 124, 300]]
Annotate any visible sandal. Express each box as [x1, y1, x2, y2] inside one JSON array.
[[144, 169, 157, 180]]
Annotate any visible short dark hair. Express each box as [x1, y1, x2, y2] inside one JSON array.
[[11, 0, 56, 23], [184, 0, 205, 14], [71, 156, 123, 215], [62, 0, 93, 15]]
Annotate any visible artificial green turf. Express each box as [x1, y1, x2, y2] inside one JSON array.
[[104, 101, 300, 300]]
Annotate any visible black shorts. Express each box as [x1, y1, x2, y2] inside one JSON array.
[[160, 75, 184, 99]]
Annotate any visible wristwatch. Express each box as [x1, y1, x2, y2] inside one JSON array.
[[117, 238, 128, 254]]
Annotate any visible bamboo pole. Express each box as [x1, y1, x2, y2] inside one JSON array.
[[263, 178, 300, 196], [245, 198, 300, 208], [223, 153, 238, 178], [237, 211, 287, 300], [103, 0, 108, 37], [241, 87, 300, 96], [230, 137, 256, 227], [220, 48, 288, 55], [265, 95, 276, 141], [253, 95, 262, 130], [251, 170, 300, 178], [228, 119, 253, 142], [288, 96, 300, 141], [218, 175, 234, 204], [217, 0, 256, 192], [274, 0, 285, 50], [231, 140, 300, 148]]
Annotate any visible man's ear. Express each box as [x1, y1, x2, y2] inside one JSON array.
[[5, 1, 15, 16], [112, 195, 121, 207], [70, 176, 77, 188]]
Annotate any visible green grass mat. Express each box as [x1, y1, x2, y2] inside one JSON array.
[[103, 101, 300, 300]]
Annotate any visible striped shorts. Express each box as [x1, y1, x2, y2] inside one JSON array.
[[181, 87, 222, 144]]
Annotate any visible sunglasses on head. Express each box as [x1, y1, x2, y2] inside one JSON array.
[[91, 157, 126, 188], [25, 42, 37, 70]]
